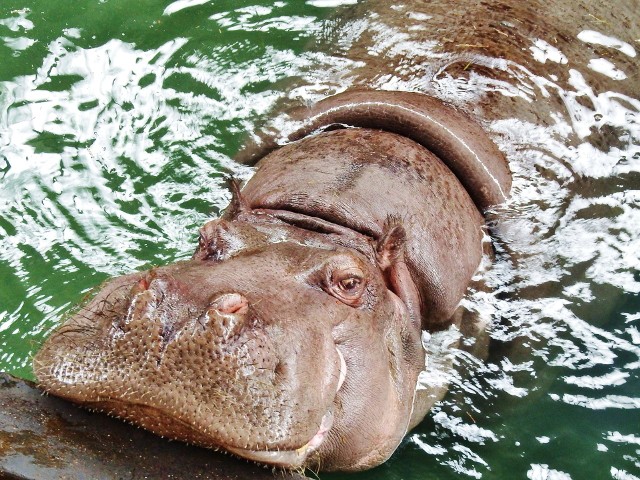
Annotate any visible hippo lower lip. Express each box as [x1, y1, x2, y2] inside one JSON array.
[[228, 411, 334, 468]]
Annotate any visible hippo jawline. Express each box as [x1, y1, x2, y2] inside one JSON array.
[[36, 357, 344, 468], [41, 362, 345, 469], [81, 398, 335, 468]]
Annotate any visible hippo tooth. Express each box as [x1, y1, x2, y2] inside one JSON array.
[[336, 347, 347, 392]]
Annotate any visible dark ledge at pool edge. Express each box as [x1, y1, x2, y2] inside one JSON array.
[[0, 373, 307, 480]]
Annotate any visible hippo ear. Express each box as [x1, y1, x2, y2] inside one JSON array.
[[223, 176, 249, 218], [376, 218, 421, 328], [375, 219, 407, 271]]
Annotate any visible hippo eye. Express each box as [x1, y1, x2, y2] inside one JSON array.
[[339, 276, 361, 292], [328, 267, 366, 307]]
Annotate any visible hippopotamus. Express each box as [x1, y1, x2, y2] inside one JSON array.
[[33, 89, 511, 471]]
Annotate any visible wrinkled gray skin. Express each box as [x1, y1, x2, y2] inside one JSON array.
[[34, 91, 510, 471]]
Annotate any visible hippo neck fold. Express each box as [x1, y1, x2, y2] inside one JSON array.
[[248, 208, 376, 240], [238, 90, 511, 213]]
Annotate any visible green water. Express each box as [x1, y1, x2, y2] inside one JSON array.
[[1, 1, 639, 479]]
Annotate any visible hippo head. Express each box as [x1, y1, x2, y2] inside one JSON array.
[[34, 90, 511, 472], [33, 208, 425, 471]]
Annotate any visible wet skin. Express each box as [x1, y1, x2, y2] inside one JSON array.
[[33, 89, 510, 470]]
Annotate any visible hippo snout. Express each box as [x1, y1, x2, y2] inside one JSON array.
[[111, 269, 253, 354], [107, 272, 250, 355], [34, 251, 348, 464]]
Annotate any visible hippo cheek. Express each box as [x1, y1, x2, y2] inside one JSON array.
[[226, 346, 347, 468], [314, 296, 423, 471], [314, 352, 412, 470]]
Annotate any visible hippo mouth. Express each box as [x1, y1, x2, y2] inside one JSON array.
[[227, 411, 334, 468], [227, 347, 347, 468], [74, 345, 348, 469]]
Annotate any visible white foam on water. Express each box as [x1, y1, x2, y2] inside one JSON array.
[[530, 38, 568, 64], [588, 58, 628, 80], [528, 464, 573, 480]]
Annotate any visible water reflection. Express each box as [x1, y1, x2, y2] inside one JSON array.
[[1, 0, 639, 479]]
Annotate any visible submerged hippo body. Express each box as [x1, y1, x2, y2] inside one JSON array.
[[34, 91, 510, 470]]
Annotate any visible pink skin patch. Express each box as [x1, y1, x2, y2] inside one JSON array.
[[212, 293, 249, 314]]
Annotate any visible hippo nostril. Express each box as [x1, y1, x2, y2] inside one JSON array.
[[206, 293, 249, 339], [211, 293, 249, 315], [274, 360, 285, 376], [129, 277, 150, 296], [112, 274, 163, 337]]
